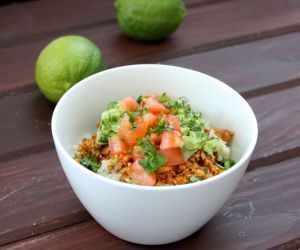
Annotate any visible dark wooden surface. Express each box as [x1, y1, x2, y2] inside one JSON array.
[[0, 0, 300, 249]]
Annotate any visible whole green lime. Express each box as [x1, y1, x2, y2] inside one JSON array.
[[35, 35, 104, 103], [115, 0, 186, 41]]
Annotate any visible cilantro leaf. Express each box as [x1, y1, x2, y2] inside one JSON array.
[[80, 154, 101, 173], [158, 93, 171, 104], [189, 175, 201, 183], [107, 101, 119, 109], [137, 139, 167, 173], [216, 159, 235, 170], [129, 125, 138, 130], [126, 111, 136, 124], [136, 95, 143, 104], [151, 118, 173, 135]]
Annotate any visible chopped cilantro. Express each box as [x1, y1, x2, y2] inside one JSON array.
[[126, 111, 136, 124], [142, 105, 149, 112], [136, 95, 143, 104], [107, 101, 119, 109], [96, 104, 123, 145], [151, 118, 173, 135], [136, 139, 167, 173], [158, 92, 171, 104], [129, 124, 138, 130], [189, 175, 201, 183], [80, 154, 101, 173], [126, 111, 142, 130], [171, 97, 190, 113], [216, 159, 235, 170], [74, 152, 79, 160]]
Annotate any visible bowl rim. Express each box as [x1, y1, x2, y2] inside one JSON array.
[[51, 64, 258, 191]]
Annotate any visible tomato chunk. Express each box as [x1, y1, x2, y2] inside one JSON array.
[[165, 115, 181, 132], [108, 135, 127, 154], [159, 148, 185, 167], [120, 96, 139, 111], [128, 160, 156, 186], [144, 96, 168, 115], [160, 131, 184, 150], [118, 116, 147, 146], [149, 133, 161, 146], [143, 112, 157, 128], [132, 145, 144, 160]]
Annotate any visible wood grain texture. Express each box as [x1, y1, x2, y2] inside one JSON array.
[[270, 238, 300, 250], [248, 86, 300, 169], [0, 150, 90, 246], [0, 0, 221, 47], [4, 156, 300, 249], [1, 86, 300, 245], [0, 0, 115, 47], [0, 91, 53, 162], [164, 31, 300, 98], [2, 0, 300, 95]]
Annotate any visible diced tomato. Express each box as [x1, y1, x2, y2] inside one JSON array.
[[108, 135, 127, 154], [132, 145, 144, 160], [120, 96, 139, 111], [118, 116, 147, 146], [149, 133, 161, 145], [160, 131, 183, 150], [128, 160, 156, 186], [159, 148, 185, 167], [165, 115, 181, 132], [143, 112, 157, 128], [144, 96, 169, 115], [118, 116, 131, 138], [143, 94, 157, 100]]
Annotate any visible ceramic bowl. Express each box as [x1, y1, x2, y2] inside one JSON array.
[[51, 64, 258, 245]]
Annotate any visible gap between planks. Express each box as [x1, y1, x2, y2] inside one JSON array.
[[3, 0, 300, 96], [0, 0, 230, 48]]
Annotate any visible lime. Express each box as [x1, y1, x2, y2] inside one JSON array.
[[115, 0, 186, 41], [35, 35, 104, 103]]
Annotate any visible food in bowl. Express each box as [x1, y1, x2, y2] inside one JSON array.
[[52, 64, 258, 245], [74, 93, 235, 186]]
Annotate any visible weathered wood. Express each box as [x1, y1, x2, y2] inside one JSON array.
[[0, 150, 90, 246], [0, 0, 115, 47], [0, 0, 222, 47], [247, 86, 300, 169], [164, 31, 300, 98], [0, 91, 53, 162], [3, 156, 300, 249], [1, 85, 300, 245], [2, 0, 300, 95], [270, 238, 300, 250]]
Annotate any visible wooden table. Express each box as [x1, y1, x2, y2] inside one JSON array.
[[1, 0, 300, 249]]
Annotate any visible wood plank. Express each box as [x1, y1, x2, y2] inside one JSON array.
[[270, 239, 300, 250], [0, 150, 90, 246], [0, 0, 114, 47], [3, 156, 300, 249], [2, 0, 300, 95], [1, 86, 300, 245], [0, 0, 221, 47], [164, 31, 300, 98], [0, 91, 53, 162], [248, 86, 300, 169]]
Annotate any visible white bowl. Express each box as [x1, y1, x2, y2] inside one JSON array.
[[51, 64, 258, 245]]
